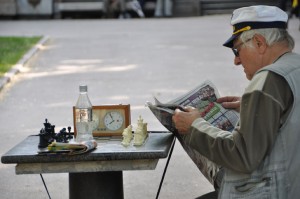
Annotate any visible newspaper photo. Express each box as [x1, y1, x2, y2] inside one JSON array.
[[146, 80, 239, 187], [38, 140, 97, 155]]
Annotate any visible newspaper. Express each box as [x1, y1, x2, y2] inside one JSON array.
[[146, 81, 239, 187], [38, 140, 97, 155]]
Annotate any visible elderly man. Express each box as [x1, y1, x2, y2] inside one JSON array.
[[173, 5, 300, 199]]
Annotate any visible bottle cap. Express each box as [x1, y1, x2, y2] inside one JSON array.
[[79, 85, 87, 92]]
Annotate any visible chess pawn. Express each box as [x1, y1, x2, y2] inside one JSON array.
[[133, 116, 148, 146], [121, 125, 133, 147]]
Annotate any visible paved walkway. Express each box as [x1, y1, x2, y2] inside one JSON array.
[[0, 16, 299, 199]]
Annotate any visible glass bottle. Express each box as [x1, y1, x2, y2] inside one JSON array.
[[75, 85, 93, 142]]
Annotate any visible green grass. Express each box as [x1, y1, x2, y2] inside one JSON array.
[[0, 36, 42, 76]]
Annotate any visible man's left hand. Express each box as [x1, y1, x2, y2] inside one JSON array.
[[172, 107, 201, 134]]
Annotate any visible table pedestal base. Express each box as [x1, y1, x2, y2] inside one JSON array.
[[69, 171, 124, 199]]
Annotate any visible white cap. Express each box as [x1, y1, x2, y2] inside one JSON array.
[[223, 5, 288, 48], [231, 6, 288, 25]]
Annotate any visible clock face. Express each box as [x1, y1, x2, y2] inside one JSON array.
[[104, 111, 124, 131]]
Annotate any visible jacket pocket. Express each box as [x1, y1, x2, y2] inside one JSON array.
[[229, 174, 276, 199], [235, 177, 271, 192]]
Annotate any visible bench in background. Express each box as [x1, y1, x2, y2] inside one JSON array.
[[198, 0, 279, 16]]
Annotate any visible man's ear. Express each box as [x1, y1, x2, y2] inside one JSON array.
[[253, 34, 267, 53]]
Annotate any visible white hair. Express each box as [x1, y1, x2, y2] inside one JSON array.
[[240, 28, 295, 49]]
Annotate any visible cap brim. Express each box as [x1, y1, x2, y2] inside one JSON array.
[[223, 33, 240, 48]]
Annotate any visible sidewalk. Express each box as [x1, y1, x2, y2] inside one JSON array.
[[0, 16, 299, 199]]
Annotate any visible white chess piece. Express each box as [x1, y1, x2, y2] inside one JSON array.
[[121, 125, 133, 147], [133, 115, 148, 146]]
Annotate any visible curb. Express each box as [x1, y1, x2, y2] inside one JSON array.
[[0, 36, 49, 91]]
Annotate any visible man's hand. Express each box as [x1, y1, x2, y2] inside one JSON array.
[[172, 107, 201, 134], [217, 96, 241, 112]]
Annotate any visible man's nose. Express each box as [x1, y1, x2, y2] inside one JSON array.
[[234, 56, 241, 65]]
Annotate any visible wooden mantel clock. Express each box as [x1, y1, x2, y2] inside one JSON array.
[[73, 104, 131, 137]]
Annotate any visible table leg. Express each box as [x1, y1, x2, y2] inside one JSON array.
[[69, 171, 124, 199]]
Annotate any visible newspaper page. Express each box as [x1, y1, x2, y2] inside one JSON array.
[[146, 81, 239, 186], [38, 140, 97, 155]]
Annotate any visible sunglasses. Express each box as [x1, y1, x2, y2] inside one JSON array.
[[231, 38, 252, 57], [231, 47, 240, 57]]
